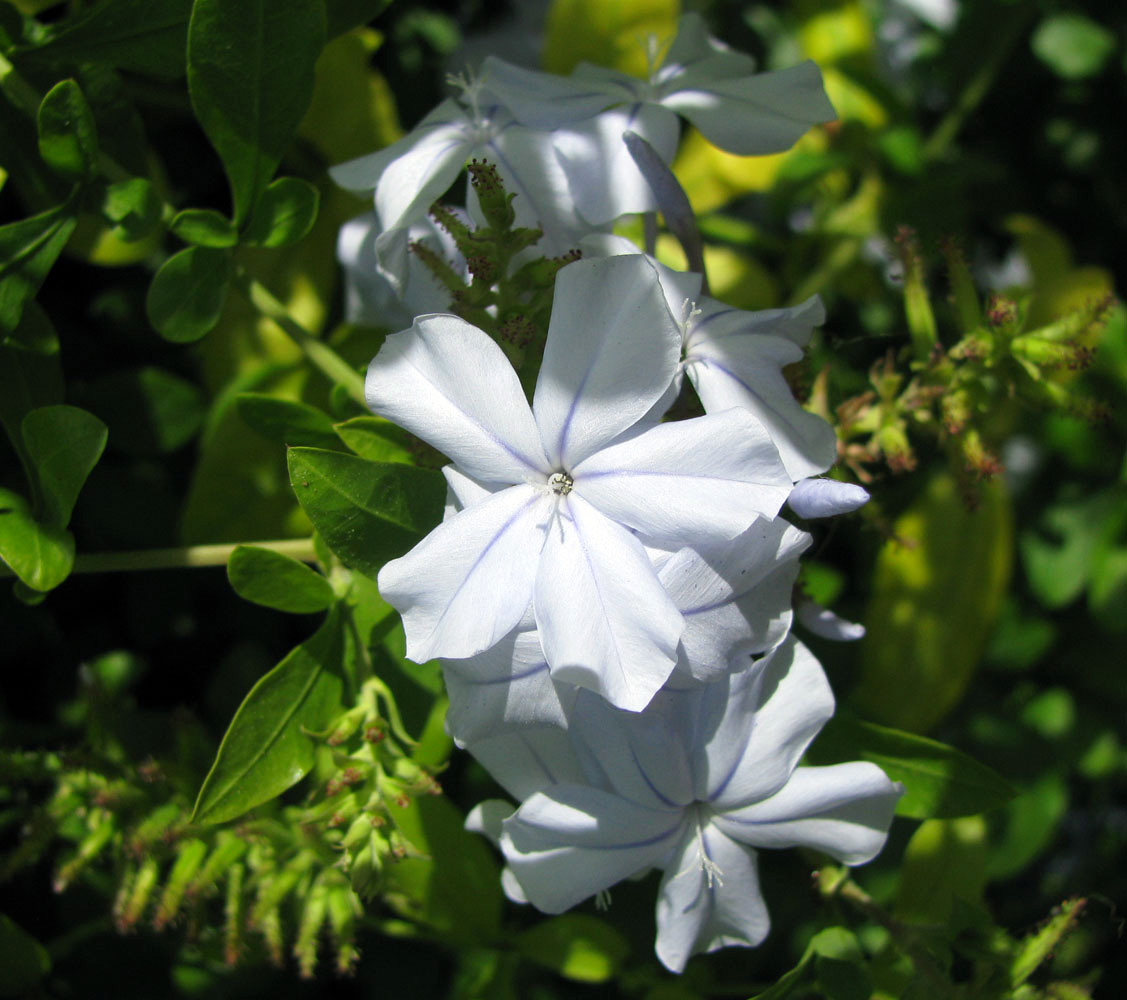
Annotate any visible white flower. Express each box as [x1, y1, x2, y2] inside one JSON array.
[[337, 211, 465, 329], [584, 237, 839, 481], [330, 88, 587, 292], [442, 517, 811, 745], [493, 638, 903, 972], [366, 254, 792, 711], [480, 14, 835, 224]]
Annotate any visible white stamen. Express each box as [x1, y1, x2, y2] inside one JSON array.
[[445, 68, 485, 124], [595, 889, 612, 911]]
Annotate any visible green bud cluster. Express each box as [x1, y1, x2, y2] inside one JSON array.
[[414, 159, 583, 396], [834, 227, 1114, 498], [0, 673, 441, 978]]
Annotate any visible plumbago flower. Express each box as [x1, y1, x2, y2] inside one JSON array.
[[366, 254, 793, 711], [330, 76, 587, 292], [442, 514, 811, 745], [466, 637, 903, 972], [586, 236, 839, 481], [481, 13, 836, 224]]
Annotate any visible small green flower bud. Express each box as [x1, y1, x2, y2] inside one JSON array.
[[224, 862, 246, 967], [153, 837, 208, 930], [467, 159, 516, 230], [293, 877, 331, 979]]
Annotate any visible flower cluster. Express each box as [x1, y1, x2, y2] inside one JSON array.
[[337, 15, 901, 973]]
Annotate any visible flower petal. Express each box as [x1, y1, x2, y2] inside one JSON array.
[[655, 13, 755, 92], [501, 785, 685, 913], [532, 255, 681, 469], [574, 408, 792, 547], [662, 522, 810, 682], [662, 61, 835, 156], [695, 638, 835, 809], [481, 55, 626, 129], [480, 124, 591, 256], [553, 103, 681, 225], [377, 485, 549, 662], [568, 688, 695, 810], [366, 314, 549, 484], [534, 494, 682, 712], [369, 103, 473, 231], [442, 465, 496, 519], [442, 629, 574, 745], [655, 821, 769, 973], [465, 727, 588, 802], [687, 334, 837, 481], [714, 763, 902, 864]]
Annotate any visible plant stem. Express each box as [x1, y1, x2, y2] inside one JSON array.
[[922, 9, 1032, 162], [231, 267, 368, 407], [1, 539, 317, 578]]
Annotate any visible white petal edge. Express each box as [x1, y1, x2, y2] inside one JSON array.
[[377, 485, 549, 662], [366, 314, 549, 485]]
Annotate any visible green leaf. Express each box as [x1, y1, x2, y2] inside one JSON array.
[[98, 178, 162, 242], [1032, 13, 1117, 80], [145, 245, 232, 343], [0, 487, 75, 592], [187, 0, 326, 223], [36, 79, 99, 181], [236, 393, 340, 449], [192, 606, 345, 824], [1010, 897, 1085, 987], [815, 955, 871, 1000], [516, 915, 630, 983], [82, 367, 205, 455], [0, 205, 78, 336], [0, 913, 51, 996], [243, 176, 320, 248], [227, 544, 334, 614], [21, 405, 108, 528], [325, 0, 391, 39], [807, 715, 1015, 819], [169, 208, 238, 248], [23, 0, 194, 78], [854, 473, 1013, 732], [985, 773, 1069, 881], [288, 447, 444, 580], [0, 304, 62, 487], [543, 0, 678, 77], [334, 416, 415, 463], [895, 816, 988, 924]]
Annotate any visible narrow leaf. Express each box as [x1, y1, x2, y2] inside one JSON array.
[[187, 0, 326, 223], [227, 544, 334, 614], [82, 367, 205, 455], [288, 447, 444, 580], [145, 245, 232, 343], [807, 715, 1015, 819], [0, 206, 78, 336], [37, 80, 99, 181], [169, 208, 238, 248], [192, 606, 345, 825], [21, 405, 108, 527], [243, 176, 320, 248], [22, 0, 194, 78], [516, 915, 630, 983], [0, 487, 75, 592]]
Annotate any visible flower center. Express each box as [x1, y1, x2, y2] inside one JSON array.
[[548, 472, 574, 495]]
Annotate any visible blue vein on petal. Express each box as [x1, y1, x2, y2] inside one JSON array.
[[472, 657, 548, 686], [629, 744, 680, 809], [431, 492, 543, 633], [395, 352, 545, 476]]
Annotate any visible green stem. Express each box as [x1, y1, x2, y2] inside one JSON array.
[[0, 52, 42, 116], [232, 266, 367, 407], [1, 539, 317, 577], [922, 10, 1032, 162]]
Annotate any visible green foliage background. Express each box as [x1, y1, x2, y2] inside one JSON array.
[[1, 0, 1125, 998]]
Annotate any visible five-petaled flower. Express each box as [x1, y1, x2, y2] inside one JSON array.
[[367, 254, 793, 711]]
